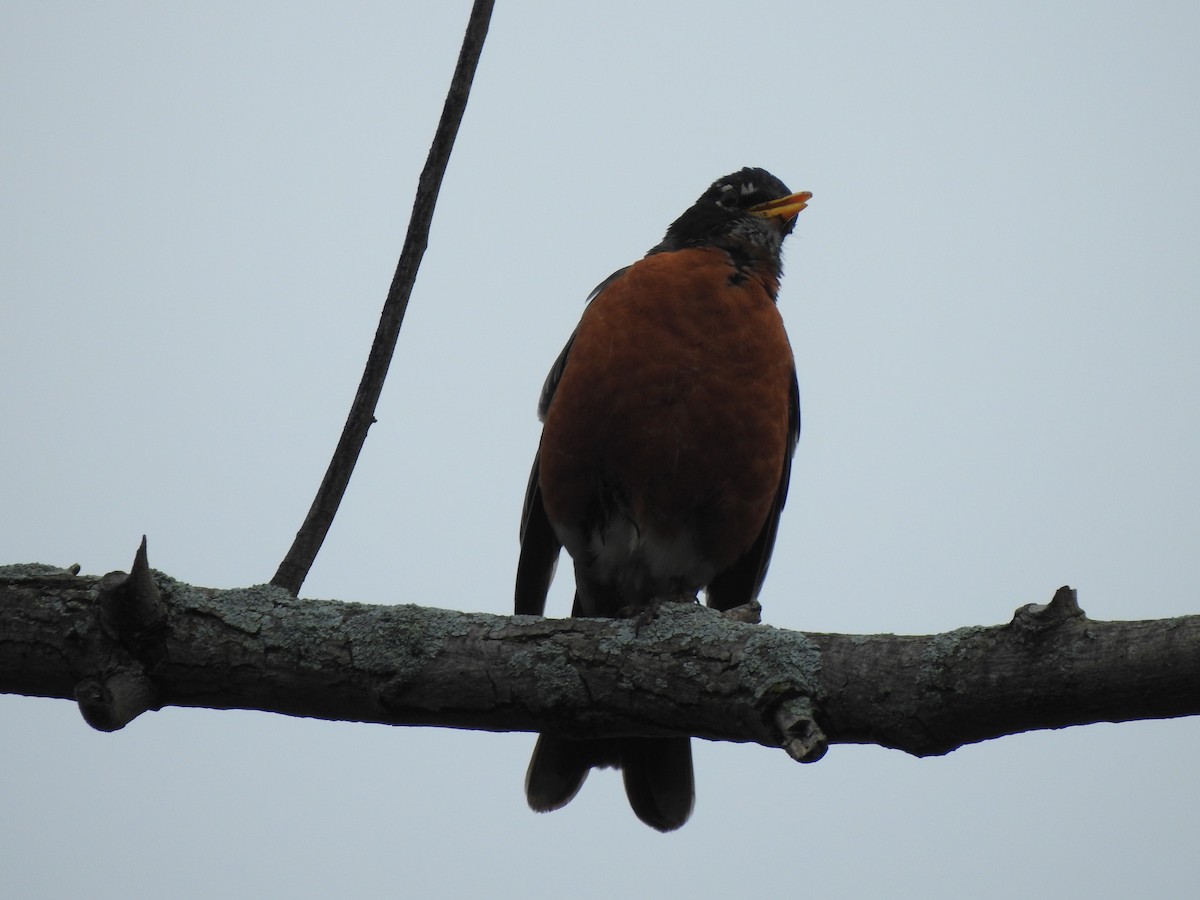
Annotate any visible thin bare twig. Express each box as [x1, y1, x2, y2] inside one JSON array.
[[272, 0, 495, 595]]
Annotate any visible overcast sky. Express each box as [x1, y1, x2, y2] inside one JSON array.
[[3, 2, 1199, 897]]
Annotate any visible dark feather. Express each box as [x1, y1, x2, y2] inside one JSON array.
[[620, 737, 695, 832], [515, 267, 631, 615], [514, 449, 561, 616], [525, 734, 694, 833], [706, 368, 800, 611]]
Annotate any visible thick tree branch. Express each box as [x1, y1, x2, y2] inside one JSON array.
[[4, 553, 1199, 758]]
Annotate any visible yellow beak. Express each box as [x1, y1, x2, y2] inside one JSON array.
[[748, 190, 812, 221]]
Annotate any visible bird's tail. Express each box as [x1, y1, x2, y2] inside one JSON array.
[[525, 734, 694, 832]]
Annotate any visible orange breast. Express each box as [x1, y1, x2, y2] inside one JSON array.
[[538, 246, 794, 578]]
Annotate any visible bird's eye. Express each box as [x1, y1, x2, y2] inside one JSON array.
[[717, 184, 738, 208]]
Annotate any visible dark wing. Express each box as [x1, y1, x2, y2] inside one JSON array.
[[514, 335, 573, 616], [535, 332, 574, 421], [534, 263, 628, 419], [514, 447, 561, 615], [514, 268, 630, 616], [582, 265, 630, 307], [705, 367, 800, 612]]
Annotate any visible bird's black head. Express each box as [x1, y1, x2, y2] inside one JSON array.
[[652, 167, 811, 257]]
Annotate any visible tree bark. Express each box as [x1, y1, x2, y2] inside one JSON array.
[[3, 551, 1198, 759]]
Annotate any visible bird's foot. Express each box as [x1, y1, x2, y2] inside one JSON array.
[[720, 598, 762, 625], [623, 591, 700, 630]]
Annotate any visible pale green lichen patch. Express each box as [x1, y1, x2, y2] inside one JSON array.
[[264, 595, 353, 668], [593, 621, 637, 656], [738, 625, 822, 700], [176, 582, 289, 635], [507, 645, 588, 710], [342, 603, 471, 679], [920, 625, 988, 677], [0, 563, 78, 576]]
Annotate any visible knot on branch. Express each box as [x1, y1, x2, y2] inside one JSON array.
[[75, 670, 158, 732], [75, 537, 167, 732], [774, 695, 828, 762], [1011, 585, 1084, 635], [738, 626, 826, 761], [98, 536, 166, 648]]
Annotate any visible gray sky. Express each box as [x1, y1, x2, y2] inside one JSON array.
[[3, 2, 1199, 897]]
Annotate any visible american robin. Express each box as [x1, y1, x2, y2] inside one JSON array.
[[514, 167, 809, 831]]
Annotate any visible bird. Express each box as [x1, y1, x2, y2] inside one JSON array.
[[514, 167, 809, 831]]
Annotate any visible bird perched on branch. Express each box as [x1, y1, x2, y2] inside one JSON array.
[[514, 167, 809, 831]]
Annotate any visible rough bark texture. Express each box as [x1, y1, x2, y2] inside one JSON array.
[[3, 555, 1199, 759]]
